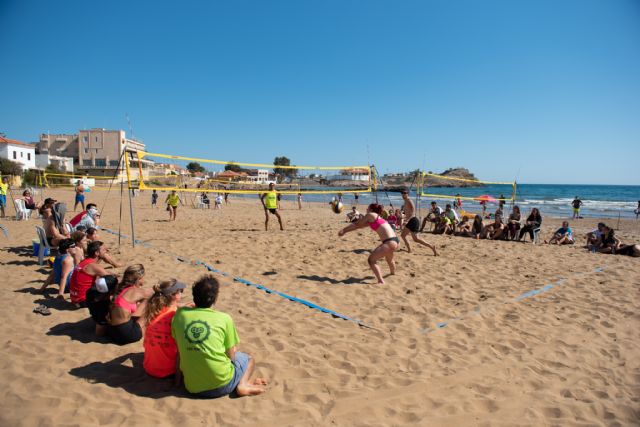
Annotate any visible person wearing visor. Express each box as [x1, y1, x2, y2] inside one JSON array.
[[143, 279, 186, 379]]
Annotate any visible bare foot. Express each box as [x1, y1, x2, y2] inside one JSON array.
[[251, 378, 268, 386], [236, 384, 266, 396], [432, 246, 438, 256]]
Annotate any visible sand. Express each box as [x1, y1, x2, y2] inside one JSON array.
[[0, 188, 639, 426]]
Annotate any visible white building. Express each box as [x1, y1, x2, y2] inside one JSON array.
[[0, 137, 36, 170], [35, 153, 74, 173]]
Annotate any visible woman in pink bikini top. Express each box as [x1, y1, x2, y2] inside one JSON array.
[[108, 264, 153, 344], [339, 203, 399, 284]]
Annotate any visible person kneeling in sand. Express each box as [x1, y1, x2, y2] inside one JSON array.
[[338, 203, 400, 284], [172, 275, 267, 397]]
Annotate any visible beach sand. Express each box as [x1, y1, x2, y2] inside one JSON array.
[[1, 189, 639, 426]]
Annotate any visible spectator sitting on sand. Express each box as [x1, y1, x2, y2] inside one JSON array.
[[172, 275, 267, 397], [40, 238, 80, 298], [86, 275, 119, 336], [546, 221, 574, 245], [506, 206, 521, 240], [346, 206, 362, 223], [483, 215, 506, 240], [585, 223, 606, 248], [143, 279, 185, 379], [420, 201, 443, 232], [70, 241, 110, 305], [80, 228, 122, 268], [454, 215, 472, 236], [108, 264, 152, 345]]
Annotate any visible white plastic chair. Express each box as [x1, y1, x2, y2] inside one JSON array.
[[195, 195, 205, 209], [14, 198, 30, 221], [35, 225, 51, 266]]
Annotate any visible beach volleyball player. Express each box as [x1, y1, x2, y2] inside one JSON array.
[[400, 191, 437, 256], [339, 203, 398, 284], [260, 183, 284, 231]]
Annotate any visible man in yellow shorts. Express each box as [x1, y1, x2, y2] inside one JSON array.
[[260, 183, 284, 231], [165, 190, 182, 221]]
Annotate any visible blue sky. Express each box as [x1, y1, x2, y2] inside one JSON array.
[[1, 0, 639, 184]]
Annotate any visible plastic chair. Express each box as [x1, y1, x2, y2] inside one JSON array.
[[35, 226, 51, 266], [195, 195, 205, 209], [14, 198, 30, 221]]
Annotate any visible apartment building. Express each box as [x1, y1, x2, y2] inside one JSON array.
[[37, 129, 150, 177]]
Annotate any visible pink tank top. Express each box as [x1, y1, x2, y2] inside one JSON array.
[[369, 215, 386, 231], [114, 287, 138, 314]]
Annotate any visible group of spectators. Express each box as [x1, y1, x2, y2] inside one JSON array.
[[33, 196, 267, 398], [349, 198, 639, 257]]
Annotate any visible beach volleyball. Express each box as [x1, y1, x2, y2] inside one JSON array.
[[331, 201, 344, 214]]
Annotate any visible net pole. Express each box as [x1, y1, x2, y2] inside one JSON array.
[[127, 173, 136, 248]]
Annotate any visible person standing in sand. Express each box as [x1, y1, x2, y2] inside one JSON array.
[[400, 191, 437, 256], [74, 180, 85, 212], [572, 196, 583, 219], [338, 203, 399, 285], [165, 190, 182, 221], [260, 183, 284, 231], [0, 176, 8, 218]]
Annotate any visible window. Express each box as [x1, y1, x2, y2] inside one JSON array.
[[20, 151, 23, 158], [13, 151, 16, 159], [95, 136, 99, 143], [27, 153, 31, 161], [95, 159, 106, 166], [83, 136, 88, 143]]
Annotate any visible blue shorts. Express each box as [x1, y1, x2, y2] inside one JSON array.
[[193, 352, 250, 398], [75, 194, 85, 203], [0, 195, 5, 208]]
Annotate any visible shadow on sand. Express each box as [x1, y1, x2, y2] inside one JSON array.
[[297, 274, 374, 285]]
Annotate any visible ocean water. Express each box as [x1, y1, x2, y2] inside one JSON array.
[[267, 184, 640, 219]]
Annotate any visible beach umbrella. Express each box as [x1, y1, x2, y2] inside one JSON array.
[[475, 194, 496, 203]]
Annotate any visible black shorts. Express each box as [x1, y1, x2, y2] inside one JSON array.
[[382, 237, 400, 245], [268, 208, 277, 214], [406, 217, 420, 233], [108, 318, 142, 345]]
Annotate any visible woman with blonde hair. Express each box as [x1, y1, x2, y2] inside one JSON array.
[[108, 264, 152, 345], [142, 279, 186, 379]]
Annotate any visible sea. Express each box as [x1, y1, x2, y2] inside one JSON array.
[[268, 184, 640, 219]]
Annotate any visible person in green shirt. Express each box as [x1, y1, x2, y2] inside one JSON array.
[[171, 275, 267, 398], [164, 190, 182, 221], [259, 183, 284, 231], [0, 176, 8, 218]]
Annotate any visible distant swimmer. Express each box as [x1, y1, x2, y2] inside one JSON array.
[[260, 183, 284, 231], [572, 196, 583, 219], [635, 201, 640, 220], [338, 203, 398, 284], [400, 191, 437, 255]]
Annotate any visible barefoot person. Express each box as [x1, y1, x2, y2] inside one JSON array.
[[74, 180, 85, 212], [165, 190, 182, 221], [40, 238, 80, 298], [171, 275, 267, 397], [260, 183, 284, 231], [338, 203, 399, 284], [400, 191, 437, 255]]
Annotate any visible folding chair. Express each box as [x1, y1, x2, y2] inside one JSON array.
[[14, 198, 30, 221]]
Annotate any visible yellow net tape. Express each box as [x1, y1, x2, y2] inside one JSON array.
[[131, 150, 374, 195]]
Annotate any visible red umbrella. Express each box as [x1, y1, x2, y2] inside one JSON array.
[[475, 194, 496, 203]]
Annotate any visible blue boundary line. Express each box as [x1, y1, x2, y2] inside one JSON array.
[[100, 228, 373, 329], [420, 266, 605, 334]]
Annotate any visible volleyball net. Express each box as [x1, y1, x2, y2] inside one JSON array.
[[420, 172, 517, 205], [42, 172, 124, 189], [127, 150, 375, 195]]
